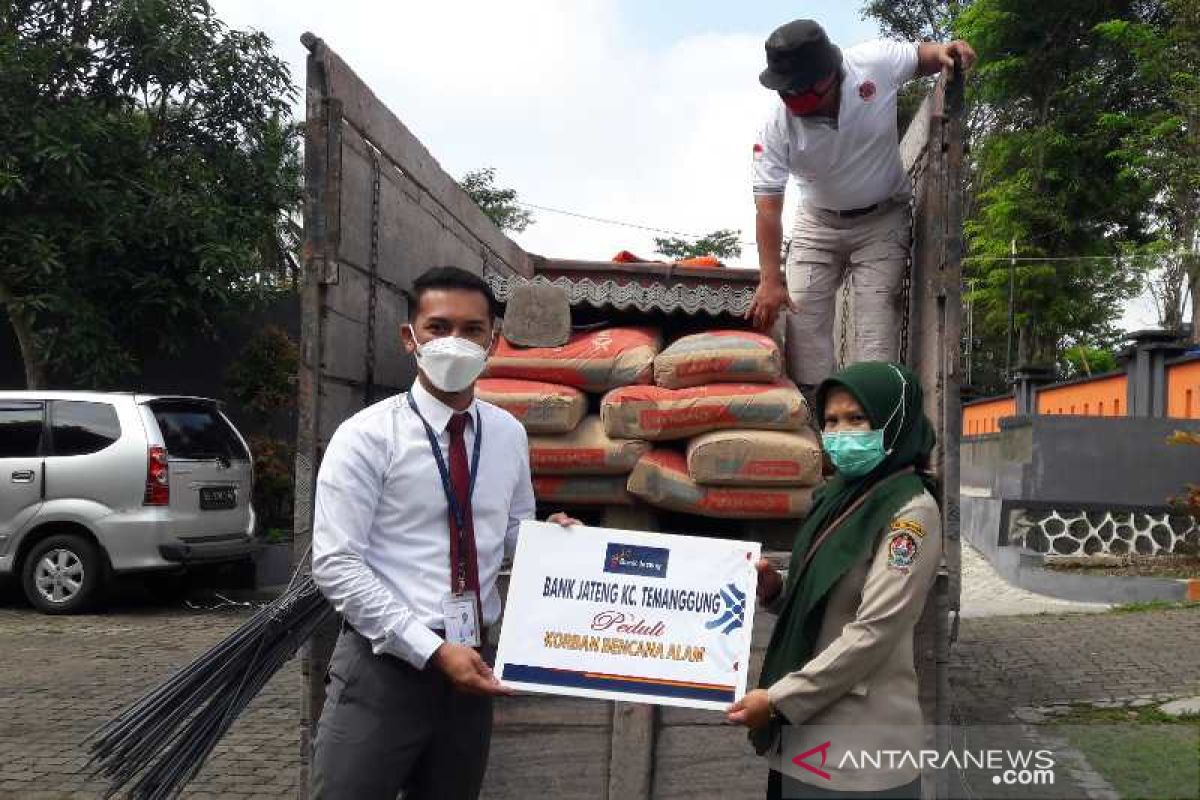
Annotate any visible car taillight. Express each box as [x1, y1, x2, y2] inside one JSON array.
[[144, 446, 170, 506]]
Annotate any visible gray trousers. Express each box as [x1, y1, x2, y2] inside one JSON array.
[[311, 627, 494, 800], [784, 200, 912, 387]]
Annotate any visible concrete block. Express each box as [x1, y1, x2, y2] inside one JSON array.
[[503, 282, 571, 347]]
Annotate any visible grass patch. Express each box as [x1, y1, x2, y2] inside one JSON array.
[[1046, 705, 1199, 799], [1109, 600, 1200, 614], [1044, 554, 1200, 579]]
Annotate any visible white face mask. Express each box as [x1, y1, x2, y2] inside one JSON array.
[[408, 325, 490, 393]]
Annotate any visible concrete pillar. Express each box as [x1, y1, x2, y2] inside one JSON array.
[[1124, 330, 1188, 418], [1012, 365, 1055, 416]]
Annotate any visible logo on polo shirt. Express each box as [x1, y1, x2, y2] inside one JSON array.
[[858, 80, 876, 101], [752, 142, 764, 161]]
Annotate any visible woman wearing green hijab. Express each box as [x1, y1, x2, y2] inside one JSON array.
[[727, 361, 941, 800]]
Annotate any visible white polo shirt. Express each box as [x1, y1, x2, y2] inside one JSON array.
[[751, 39, 919, 211]]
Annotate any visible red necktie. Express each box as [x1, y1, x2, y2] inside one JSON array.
[[446, 413, 481, 597]]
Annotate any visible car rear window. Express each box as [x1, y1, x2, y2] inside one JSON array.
[[149, 402, 250, 461], [50, 400, 121, 456]]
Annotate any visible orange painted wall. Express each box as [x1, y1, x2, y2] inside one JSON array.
[[1037, 374, 1127, 417], [1167, 359, 1200, 419], [963, 357, 1200, 432], [963, 397, 1015, 436]]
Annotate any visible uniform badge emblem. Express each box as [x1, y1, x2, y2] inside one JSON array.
[[858, 80, 877, 101], [891, 518, 926, 538], [886, 531, 918, 572]]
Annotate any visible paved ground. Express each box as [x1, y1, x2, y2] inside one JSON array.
[[0, 554, 1196, 799], [954, 542, 1198, 721], [959, 542, 1112, 618], [947, 605, 1200, 799], [949, 606, 1200, 723], [0, 592, 301, 800]]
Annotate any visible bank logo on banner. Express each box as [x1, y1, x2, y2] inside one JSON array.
[[604, 543, 670, 578], [704, 583, 746, 635]]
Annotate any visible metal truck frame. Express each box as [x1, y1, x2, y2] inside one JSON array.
[[295, 32, 963, 799]]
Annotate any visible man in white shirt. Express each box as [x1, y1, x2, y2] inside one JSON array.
[[746, 19, 975, 393], [310, 266, 575, 800]]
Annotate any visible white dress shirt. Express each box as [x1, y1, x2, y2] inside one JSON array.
[[312, 380, 536, 669], [751, 39, 919, 210]]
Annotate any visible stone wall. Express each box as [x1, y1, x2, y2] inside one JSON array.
[[1012, 507, 1198, 556], [961, 415, 1200, 559]]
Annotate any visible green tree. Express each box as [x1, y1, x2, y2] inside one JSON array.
[[861, 0, 963, 40], [225, 325, 298, 533], [653, 229, 743, 261], [1167, 430, 1200, 529], [0, 0, 299, 389], [1061, 342, 1120, 379], [958, 0, 1158, 378], [224, 325, 299, 419], [867, 1, 1186, 393], [459, 167, 534, 233], [1096, 0, 1200, 338], [862, 1, 969, 137]]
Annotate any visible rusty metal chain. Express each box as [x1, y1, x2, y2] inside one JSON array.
[[838, 274, 851, 368], [898, 202, 915, 365], [364, 148, 382, 405]]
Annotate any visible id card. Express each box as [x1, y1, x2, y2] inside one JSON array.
[[442, 592, 481, 647]]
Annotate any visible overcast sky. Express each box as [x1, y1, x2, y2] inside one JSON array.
[[209, 0, 1161, 331], [210, 0, 878, 267]]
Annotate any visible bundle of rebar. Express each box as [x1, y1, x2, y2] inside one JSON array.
[[87, 574, 333, 799]]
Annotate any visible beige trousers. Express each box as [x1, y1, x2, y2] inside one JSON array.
[[784, 200, 911, 388]]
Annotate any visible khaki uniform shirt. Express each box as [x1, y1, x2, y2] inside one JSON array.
[[763, 489, 942, 792]]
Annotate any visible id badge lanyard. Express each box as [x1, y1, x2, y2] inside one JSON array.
[[406, 393, 483, 595]]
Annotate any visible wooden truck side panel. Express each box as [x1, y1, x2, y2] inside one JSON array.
[[297, 32, 963, 799]]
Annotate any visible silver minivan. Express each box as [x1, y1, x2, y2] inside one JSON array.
[[0, 391, 258, 613]]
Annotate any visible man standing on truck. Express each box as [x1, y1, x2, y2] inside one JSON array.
[[746, 19, 974, 394], [309, 266, 575, 800]]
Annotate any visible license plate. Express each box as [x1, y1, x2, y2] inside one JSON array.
[[199, 486, 237, 510]]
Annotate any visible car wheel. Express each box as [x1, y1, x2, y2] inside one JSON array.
[[21, 534, 104, 614]]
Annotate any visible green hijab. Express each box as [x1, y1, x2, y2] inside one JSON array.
[[752, 362, 936, 751]]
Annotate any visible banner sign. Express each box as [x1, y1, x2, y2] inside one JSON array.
[[496, 521, 759, 711]]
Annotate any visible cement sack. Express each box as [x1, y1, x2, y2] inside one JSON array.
[[686, 429, 823, 487], [529, 416, 649, 475], [627, 450, 813, 519], [485, 327, 661, 392], [601, 381, 808, 441], [654, 330, 782, 389], [533, 475, 633, 506], [475, 378, 585, 434]]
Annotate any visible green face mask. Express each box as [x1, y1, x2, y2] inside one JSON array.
[[821, 430, 887, 477], [820, 366, 909, 478]]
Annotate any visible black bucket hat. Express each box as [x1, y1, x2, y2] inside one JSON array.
[[759, 19, 842, 92]]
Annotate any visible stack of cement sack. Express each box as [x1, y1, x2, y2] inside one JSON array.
[[613, 330, 823, 519], [479, 327, 661, 506]]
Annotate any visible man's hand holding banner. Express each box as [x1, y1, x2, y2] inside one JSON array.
[[496, 521, 759, 710]]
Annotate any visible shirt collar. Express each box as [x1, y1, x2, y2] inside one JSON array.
[[408, 379, 478, 434]]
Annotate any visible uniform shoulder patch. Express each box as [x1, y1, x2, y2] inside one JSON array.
[[885, 530, 919, 573], [890, 518, 926, 538]]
